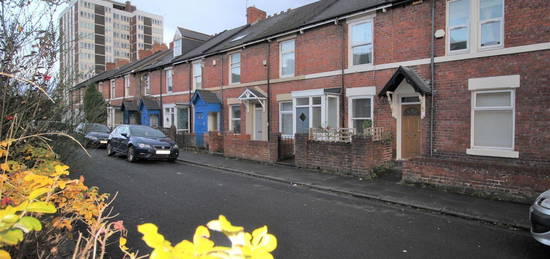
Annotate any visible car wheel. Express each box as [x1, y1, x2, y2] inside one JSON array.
[[127, 146, 137, 163], [107, 143, 115, 156]]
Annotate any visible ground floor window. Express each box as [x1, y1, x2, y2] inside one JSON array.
[[279, 102, 293, 136], [294, 95, 339, 134], [349, 97, 373, 134], [177, 107, 190, 132], [230, 105, 241, 133], [471, 90, 514, 149]]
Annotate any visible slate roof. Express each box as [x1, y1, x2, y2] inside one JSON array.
[[141, 96, 161, 110], [193, 90, 221, 104], [378, 66, 432, 97], [177, 27, 212, 41], [122, 101, 138, 111]]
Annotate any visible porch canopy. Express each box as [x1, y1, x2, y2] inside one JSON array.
[[378, 66, 431, 97], [121, 101, 138, 112], [238, 88, 267, 111]]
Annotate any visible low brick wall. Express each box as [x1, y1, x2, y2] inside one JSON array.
[[176, 132, 196, 150], [403, 156, 550, 203], [223, 133, 279, 163], [295, 134, 393, 178], [205, 131, 224, 153]]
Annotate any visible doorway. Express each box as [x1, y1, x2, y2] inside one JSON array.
[[401, 104, 421, 159], [254, 106, 263, 140]]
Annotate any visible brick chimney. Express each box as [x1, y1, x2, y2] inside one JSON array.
[[106, 62, 116, 71], [115, 58, 130, 68], [247, 6, 266, 24]]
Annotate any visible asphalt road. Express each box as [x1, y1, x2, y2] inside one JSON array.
[[73, 149, 549, 259]]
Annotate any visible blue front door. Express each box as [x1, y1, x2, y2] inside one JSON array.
[[296, 107, 309, 134], [195, 112, 207, 147]]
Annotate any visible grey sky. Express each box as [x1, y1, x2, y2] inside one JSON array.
[[129, 0, 318, 43]]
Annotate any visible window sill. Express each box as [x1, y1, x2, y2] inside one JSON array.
[[466, 148, 519, 159]]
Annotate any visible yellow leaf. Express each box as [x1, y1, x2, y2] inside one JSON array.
[[0, 249, 11, 259], [207, 215, 243, 234], [119, 237, 129, 251], [28, 188, 50, 200], [137, 223, 169, 249]]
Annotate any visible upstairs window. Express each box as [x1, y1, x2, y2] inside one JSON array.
[[349, 19, 373, 66], [173, 39, 182, 57], [144, 73, 150, 95], [280, 39, 295, 77], [479, 0, 504, 48], [448, 0, 470, 52], [110, 79, 116, 98], [166, 69, 173, 93], [124, 75, 130, 97], [230, 53, 241, 84], [193, 62, 202, 90]]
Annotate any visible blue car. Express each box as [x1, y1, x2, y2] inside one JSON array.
[[107, 125, 179, 163]]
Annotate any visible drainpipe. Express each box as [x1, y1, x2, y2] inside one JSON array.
[[189, 62, 193, 133], [266, 40, 271, 141], [160, 69, 163, 127], [429, 0, 436, 156], [220, 56, 225, 133], [340, 19, 346, 129]]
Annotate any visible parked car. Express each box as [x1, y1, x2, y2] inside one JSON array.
[[107, 124, 179, 162], [75, 123, 111, 148], [530, 190, 550, 245]]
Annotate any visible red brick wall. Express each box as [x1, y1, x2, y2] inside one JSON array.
[[205, 131, 224, 153], [403, 156, 550, 203], [223, 133, 279, 163], [295, 134, 392, 178], [173, 63, 191, 92]]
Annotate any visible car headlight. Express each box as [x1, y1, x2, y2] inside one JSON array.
[[173, 144, 179, 149], [138, 143, 151, 149], [87, 136, 98, 140], [539, 198, 550, 209]]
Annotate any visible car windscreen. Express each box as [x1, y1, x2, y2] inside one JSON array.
[[85, 124, 110, 133], [129, 126, 166, 138]]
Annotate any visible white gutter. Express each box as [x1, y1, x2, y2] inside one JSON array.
[[173, 2, 396, 65]]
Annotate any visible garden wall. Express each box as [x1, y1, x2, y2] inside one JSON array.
[[294, 134, 393, 178], [223, 133, 279, 163]]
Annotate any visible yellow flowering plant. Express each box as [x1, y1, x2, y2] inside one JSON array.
[[121, 215, 278, 259]]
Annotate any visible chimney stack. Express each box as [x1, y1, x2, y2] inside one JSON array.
[[247, 6, 266, 24]]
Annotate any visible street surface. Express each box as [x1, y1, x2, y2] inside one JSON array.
[[73, 149, 549, 258]]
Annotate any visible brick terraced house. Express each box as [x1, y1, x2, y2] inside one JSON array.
[[70, 0, 550, 202]]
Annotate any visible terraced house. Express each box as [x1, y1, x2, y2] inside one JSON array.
[[69, 0, 550, 202]]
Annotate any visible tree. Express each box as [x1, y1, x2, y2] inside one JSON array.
[[83, 84, 107, 123]]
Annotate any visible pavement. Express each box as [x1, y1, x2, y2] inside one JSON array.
[[178, 150, 532, 230]]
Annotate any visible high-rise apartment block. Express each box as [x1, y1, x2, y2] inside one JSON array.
[[59, 0, 163, 84]]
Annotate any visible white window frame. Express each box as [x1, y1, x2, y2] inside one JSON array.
[[175, 106, 190, 132], [446, 0, 471, 55], [478, 0, 504, 51], [279, 39, 295, 78], [279, 101, 293, 137], [192, 61, 202, 91], [144, 73, 150, 95], [110, 79, 116, 99], [467, 89, 517, 158], [124, 75, 131, 97], [292, 93, 340, 134], [348, 96, 374, 131], [165, 68, 173, 93], [229, 104, 241, 133], [348, 16, 374, 68], [229, 52, 241, 85], [446, 0, 505, 55], [163, 103, 176, 128], [173, 39, 182, 57]]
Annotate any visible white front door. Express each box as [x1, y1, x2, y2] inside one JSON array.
[[254, 107, 263, 140]]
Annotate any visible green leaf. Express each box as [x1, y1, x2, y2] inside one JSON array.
[[28, 188, 50, 200], [14, 216, 42, 233], [25, 202, 56, 214], [0, 229, 24, 245]]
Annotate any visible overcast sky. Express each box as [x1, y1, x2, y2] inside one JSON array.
[[128, 0, 318, 43]]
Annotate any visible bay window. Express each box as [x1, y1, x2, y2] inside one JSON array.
[[349, 19, 373, 66], [230, 105, 241, 133], [230, 53, 241, 84], [293, 92, 339, 134], [280, 39, 295, 77]]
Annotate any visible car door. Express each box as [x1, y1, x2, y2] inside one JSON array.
[[119, 126, 130, 153]]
